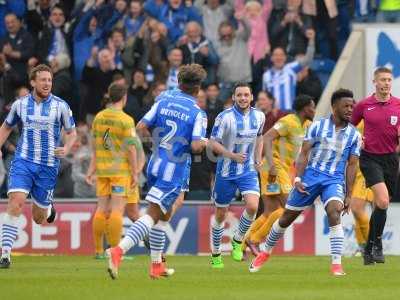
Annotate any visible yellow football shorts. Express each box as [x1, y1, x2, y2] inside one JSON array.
[[352, 171, 373, 202], [260, 161, 292, 196], [96, 177, 140, 204]]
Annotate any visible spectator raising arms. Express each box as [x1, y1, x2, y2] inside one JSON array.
[[73, 0, 123, 81], [144, 0, 203, 44], [194, 0, 234, 46], [215, 11, 252, 101], [262, 29, 315, 111], [34, 5, 71, 65], [235, 0, 272, 64], [269, 4, 313, 59]]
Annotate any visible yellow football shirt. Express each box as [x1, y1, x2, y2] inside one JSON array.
[[271, 113, 311, 172], [357, 120, 364, 134], [355, 120, 364, 176], [92, 107, 137, 177]]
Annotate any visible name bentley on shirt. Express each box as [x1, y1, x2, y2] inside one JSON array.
[[160, 107, 191, 122]]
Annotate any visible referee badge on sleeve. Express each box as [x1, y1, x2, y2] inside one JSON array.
[[390, 116, 398, 126]]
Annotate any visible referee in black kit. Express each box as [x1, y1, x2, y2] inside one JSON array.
[[351, 67, 400, 265]]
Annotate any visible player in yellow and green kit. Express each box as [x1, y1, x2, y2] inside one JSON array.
[[351, 120, 373, 256], [243, 95, 315, 256], [86, 82, 144, 258]]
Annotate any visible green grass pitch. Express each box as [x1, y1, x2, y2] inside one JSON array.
[[1, 255, 400, 300]]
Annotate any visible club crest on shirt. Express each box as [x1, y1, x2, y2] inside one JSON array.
[[390, 116, 398, 125]]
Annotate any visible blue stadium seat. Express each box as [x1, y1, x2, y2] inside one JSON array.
[[310, 59, 336, 88]]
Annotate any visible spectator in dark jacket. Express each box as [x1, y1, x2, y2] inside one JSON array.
[[186, 90, 214, 200], [0, 13, 35, 84], [125, 69, 150, 123], [80, 47, 118, 124], [0, 53, 21, 106], [204, 83, 223, 135], [144, 0, 202, 44], [30, 5, 71, 66], [178, 21, 218, 84], [269, 6, 313, 59], [0, 0, 26, 38], [25, 0, 52, 39]]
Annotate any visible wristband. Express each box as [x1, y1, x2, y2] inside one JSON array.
[[294, 177, 301, 184]]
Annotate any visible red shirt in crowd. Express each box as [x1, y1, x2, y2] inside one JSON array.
[[351, 94, 400, 154], [262, 109, 287, 134]]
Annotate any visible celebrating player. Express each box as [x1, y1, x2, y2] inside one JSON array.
[[106, 64, 208, 279], [0, 64, 77, 268], [249, 89, 361, 276], [243, 95, 315, 256], [351, 67, 400, 265], [86, 82, 145, 259], [209, 82, 265, 268]]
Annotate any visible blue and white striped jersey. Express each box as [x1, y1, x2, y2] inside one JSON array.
[[304, 116, 362, 179], [141, 89, 207, 184], [5, 94, 75, 167], [262, 62, 302, 111], [211, 106, 265, 179]]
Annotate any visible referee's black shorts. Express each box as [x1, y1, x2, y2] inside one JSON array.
[[359, 150, 399, 197]]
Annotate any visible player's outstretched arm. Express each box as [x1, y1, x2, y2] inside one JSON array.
[[344, 155, 358, 214], [0, 122, 14, 157]]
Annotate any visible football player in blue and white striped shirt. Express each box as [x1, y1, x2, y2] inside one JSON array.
[[0, 64, 77, 268], [106, 64, 208, 279], [209, 82, 265, 268], [249, 89, 361, 276]]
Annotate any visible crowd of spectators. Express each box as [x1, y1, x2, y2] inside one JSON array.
[[0, 0, 399, 200]]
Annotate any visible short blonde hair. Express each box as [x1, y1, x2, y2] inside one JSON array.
[[29, 64, 52, 81], [374, 67, 392, 77], [245, 1, 261, 11]]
